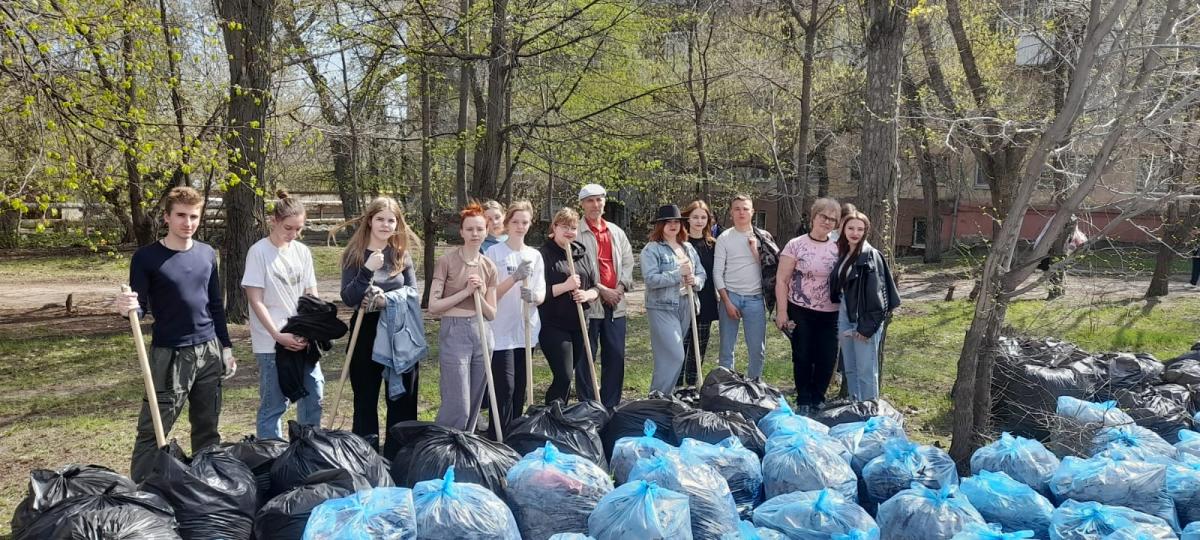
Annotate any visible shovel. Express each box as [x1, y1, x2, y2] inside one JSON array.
[[328, 277, 373, 429], [565, 243, 602, 403], [474, 291, 503, 442]]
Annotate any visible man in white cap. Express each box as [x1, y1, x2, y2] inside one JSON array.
[[576, 183, 634, 408]]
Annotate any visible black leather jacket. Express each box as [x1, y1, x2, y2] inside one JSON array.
[[829, 242, 900, 338]]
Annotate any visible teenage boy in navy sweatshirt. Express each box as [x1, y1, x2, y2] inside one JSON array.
[[114, 186, 237, 481]]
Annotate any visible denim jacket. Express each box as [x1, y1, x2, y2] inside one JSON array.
[[371, 287, 428, 399], [640, 241, 707, 311]]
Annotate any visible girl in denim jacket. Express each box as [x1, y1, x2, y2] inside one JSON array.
[[640, 204, 707, 394]]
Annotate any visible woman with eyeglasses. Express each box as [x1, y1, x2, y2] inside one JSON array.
[[774, 197, 842, 414]]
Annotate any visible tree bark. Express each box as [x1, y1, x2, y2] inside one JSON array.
[[472, 0, 511, 200], [420, 61, 436, 309], [1148, 202, 1198, 297], [454, 0, 473, 209], [859, 0, 911, 259], [218, 0, 274, 324], [0, 206, 19, 249], [901, 71, 943, 263]]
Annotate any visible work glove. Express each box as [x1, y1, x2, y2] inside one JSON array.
[[520, 286, 536, 303], [222, 348, 237, 380], [511, 258, 533, 281], [363, 285, 386, 313]]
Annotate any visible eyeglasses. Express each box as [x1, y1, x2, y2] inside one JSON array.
[[817, 214, 839, 223]]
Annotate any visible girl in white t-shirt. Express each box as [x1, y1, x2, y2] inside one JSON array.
[[483, 201, 546, 439], [242, 190, 319, 438]]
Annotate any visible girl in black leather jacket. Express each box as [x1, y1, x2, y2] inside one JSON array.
[[828, 211, 900, 400]]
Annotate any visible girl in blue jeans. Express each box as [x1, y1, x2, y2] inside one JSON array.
[[243, 190, 320, 438], [829, 211, 900, 401]]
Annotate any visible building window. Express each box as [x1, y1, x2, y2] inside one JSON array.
[[753, 210, 767, 229], [974, 163, 989, 188], [850, 153, 862, 184], [913, 217, 928, 248]]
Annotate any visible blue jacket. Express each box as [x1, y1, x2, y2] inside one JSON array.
[[372, 287, 428, 399], [640, 240, 706, 311]]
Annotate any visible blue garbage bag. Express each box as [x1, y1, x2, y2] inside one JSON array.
[[412, 467, 520, 540], [588, 480, 693, 540], [761, 431, 857, 501], [875, 484, 985, 540], [751, 488, 878, 539], [759, 397, 830, 438], [970, 432, 1060, 497], [547, 534, 594, 540], [950, 523, 1035, 540], [680, 437, 763, 515], [766, 423, 853, 464], [1178, 429, 1200, 459], [629, 453, 739, 539], [829, 416, 908, 473], [302, 487, 417, 540], [611, 420, 678, 485], [1103, 528, 1181, 540], [1048, 499, 1175, 540], [1162, 453, 1200, 524], [1090, 425, 1177, 460], [862, 439, 959, 506], [959, 471, 1053, 538], [832, 530, 881, 540], [1056, 397, 1135, 426], [719, 520, 788, 540], [1183, 521, 1200, 540], [506, 442, 614, 540], [1049, 455, 1179, 531]]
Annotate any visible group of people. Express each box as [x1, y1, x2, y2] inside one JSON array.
[[113, 183, 900, 478]]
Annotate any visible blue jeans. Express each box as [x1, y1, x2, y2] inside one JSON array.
[[837, 305, 883, 400], [256, 353, 324, 439], [717, 291, 767, 378]]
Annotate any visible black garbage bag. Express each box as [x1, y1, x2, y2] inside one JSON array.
[[1165, 359, 1200, 385], [14, 488, 179, 540], [507, 400, 611, 469], [141, 444, 257, 540], [269, 422, 392, 498], [673, 409, 767, 457], [674, 386, 701, 408], [991, 337, 1106, 439], [254, 469, 372, 540], [1102, 352, 1165, 389], [1111, 386, 1193, 443], [602, 392, 690, 458], [699, 367, 783, 424], [221, 435, 289, 507], [388, 420, 520, 497], [11, 464, 137, 536], [812, 399, 905, 428]]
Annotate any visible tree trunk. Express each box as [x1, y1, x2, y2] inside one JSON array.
[[859, 0, 911, 259], [903, 78, 943, 263], [420, 62, 436, 309], [120, 29, 156, 246], [0, 206, 19, 249], [331, 136, 360, 219], [472, 0, 510, 200], [1148, 201, 1197, 297], [218, 0, 274, 324], [454, 0, 473, 210], [783, 0, 819, 240]]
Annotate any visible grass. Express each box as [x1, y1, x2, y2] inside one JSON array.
[[3, 249, 1200, 535]]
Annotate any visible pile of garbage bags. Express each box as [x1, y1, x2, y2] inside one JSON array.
[[20, 353, 1200, 540], [993, 337, 1197, 443]]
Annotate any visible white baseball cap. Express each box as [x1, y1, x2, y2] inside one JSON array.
[[578, 183, 607, 201]]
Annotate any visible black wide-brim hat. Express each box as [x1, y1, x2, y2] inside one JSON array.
[[652, 204, 684, 223]]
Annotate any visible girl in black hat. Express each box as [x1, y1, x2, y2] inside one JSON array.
[[640, 204, 707, 395]]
